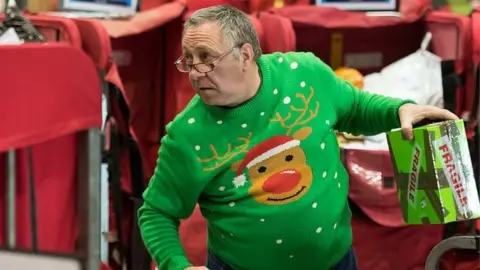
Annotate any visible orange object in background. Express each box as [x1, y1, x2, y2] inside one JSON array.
[[25, 0, 57, 13], [249, 0, 309, 13], [334, 67, 364, 89]]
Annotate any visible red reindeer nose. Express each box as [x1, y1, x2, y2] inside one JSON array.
[[262, 169, 301, 194]]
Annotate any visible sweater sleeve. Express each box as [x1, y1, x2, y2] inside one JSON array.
[[138, 125, 206, 270], [307, 53, 415, 135]]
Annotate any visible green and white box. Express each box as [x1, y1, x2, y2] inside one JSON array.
[[386, 120, 480, 224]]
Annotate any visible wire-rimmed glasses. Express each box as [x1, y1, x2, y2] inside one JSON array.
[[174, 46, 238, 73]]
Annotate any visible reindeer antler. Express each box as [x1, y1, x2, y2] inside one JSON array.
[[197, 132, 252, 171], [270, 86, 320, 135]]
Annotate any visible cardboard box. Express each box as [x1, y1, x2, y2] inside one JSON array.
[[387, 120, 480, 224]]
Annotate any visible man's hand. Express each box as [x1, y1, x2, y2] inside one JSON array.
[[184, 267, 209, 270], [398, 103, 459, 140]]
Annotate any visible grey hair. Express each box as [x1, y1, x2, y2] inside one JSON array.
[[184, 5, 262, 61]]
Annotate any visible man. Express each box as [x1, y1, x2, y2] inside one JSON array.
[[138, 5, 458, 270]]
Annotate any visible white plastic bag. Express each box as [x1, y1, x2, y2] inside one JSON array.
[[363, 32, 443, 108], [0, 27, 24, 45], [346, 32, 445, 150]]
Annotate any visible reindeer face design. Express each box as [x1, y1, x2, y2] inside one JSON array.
[[198, 86, 320, 206], [231, 128, 314, 205]]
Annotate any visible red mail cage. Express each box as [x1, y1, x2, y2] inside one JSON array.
[[0, 43, 102, 269]]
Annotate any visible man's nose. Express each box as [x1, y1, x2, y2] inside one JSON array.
[[189, 67, 205, 80]]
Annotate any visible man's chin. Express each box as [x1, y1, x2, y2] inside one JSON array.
[[197, 92, 238, 107], [197, 92, 220, 105], [198, 95, 219, 106]]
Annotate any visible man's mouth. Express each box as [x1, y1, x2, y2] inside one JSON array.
[[198, 87, 214, 91]]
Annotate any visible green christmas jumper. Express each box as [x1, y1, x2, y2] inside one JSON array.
[[139, 52, 413, 270]]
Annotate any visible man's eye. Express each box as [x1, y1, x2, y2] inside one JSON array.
[[185, 56, 193, 64], [200, 52, 212, 60]]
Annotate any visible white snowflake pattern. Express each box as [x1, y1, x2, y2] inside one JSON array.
[[283, 97, 291, 104], [300, 81, 306, 88], [320, 143, 325, 149], [188, 118, 195, 124], [233, 175, 247, 188], [233, 178, 247, 188], [290, 62, 298, 69]]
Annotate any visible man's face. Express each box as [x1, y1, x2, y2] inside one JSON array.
[[182, 22, 247, 106]]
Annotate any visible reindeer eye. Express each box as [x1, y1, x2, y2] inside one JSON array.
[[285, 155, 293, 162], [258, 166, 267, 173]]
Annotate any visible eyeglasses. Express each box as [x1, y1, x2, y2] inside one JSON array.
[[174, 46, 238, 73]]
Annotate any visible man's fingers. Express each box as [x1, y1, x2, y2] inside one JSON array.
[[424, 107, 459, 121], [401, 124, 414, 140], [400, 113, 414, 140], [398, 105, 458, 141]]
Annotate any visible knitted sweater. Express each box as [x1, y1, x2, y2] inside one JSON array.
[[139, 52, 413, 270]]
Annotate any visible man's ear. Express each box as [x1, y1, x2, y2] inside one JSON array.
[[240, 43, 254, 70]]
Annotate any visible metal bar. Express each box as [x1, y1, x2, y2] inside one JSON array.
[[77, 129, 101, 270], [425, 235, 478, 270], [99, 67, 110, 265], [6, 150, 16, 248], [27, 147, 38, 252], [100, 163, 109, 264]]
